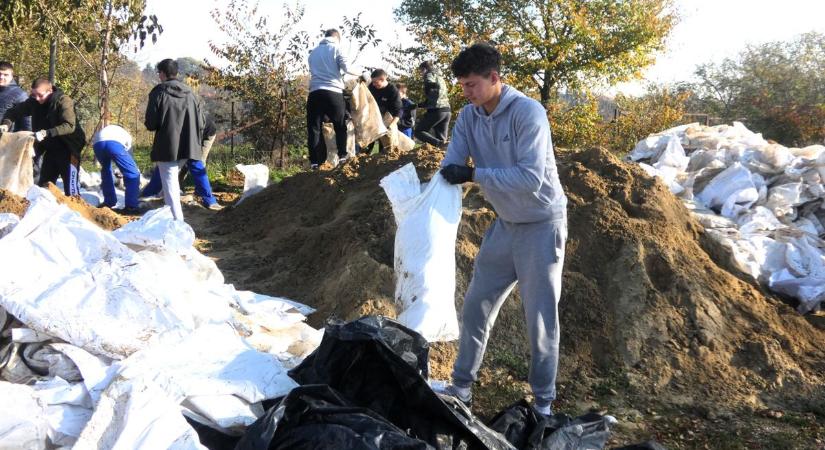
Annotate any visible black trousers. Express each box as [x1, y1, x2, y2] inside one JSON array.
[[414, 109, 451, 146], [39, 147, 80, 196], [306, 89, 348, 165]]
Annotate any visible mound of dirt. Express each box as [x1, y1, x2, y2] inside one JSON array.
[[197, 146, 825, 424], [0, 185, 126, 231], [45, 184, 126, 231], [0, 189, 29, 216]]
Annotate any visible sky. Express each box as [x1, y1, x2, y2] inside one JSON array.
[[132, 0, 825, 95]]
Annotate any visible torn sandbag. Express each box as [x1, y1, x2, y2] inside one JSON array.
[[487, 399, 616, 450], [0, 131, 35, 197], [346, 79, 388, 148], [235, 385, 434, 450], [235, 164, 269, 205], [289, 316, 515, 450], [380, 164, 462, 342]]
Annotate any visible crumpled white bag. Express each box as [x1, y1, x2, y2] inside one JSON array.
[[380, 164, 462, 342]]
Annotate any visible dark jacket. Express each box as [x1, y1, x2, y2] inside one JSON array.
[[419, 69, 450, 110], [399, 98, 416, 130], [0, 81, 31, 131], [144, 78, 204, 162], [368, 83, 402, 118], [2, 88, 86, 156]]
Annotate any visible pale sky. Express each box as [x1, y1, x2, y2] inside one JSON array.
[[132, 0, 825, 95]]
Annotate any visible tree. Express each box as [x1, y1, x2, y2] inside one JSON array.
[[396, 0, 677, 107], [208, 0, 382, 167], [0, 0, 161, 128], [691, 32, 825, 146]]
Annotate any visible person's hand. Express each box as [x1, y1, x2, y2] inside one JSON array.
[[34, 130, 47, 142], [440, 164, 474, 184], [0, 124, 8, 134]]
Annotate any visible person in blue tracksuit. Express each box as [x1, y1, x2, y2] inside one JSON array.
[[433, 43, 568, 419], [397, 83, 416, 139], [91, 124, 141, 213]]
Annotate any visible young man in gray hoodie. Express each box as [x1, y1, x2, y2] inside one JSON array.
[[436, 43, 568, 418], [307, 29, 360, 169]]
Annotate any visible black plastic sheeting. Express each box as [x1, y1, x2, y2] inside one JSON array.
[[235, 384, 434, 450], [487, 399, 614, 449], [286, 316, 514, 449], [205, 316, 665, 450]]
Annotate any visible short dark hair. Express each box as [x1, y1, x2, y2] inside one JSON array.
[[156, 58, 178, 79], [324, 29, 340, 38], [0, 61, 13, 72], [31, 77, 51, 89], [418, 60, 433, 72], [396, 83, 407, 92], [451, 43, 501, 78], [370, 68, 387, 79]]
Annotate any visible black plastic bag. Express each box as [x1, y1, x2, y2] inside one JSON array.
[[288, 316, 514, 450], [611, 442, 668, 450], [487, 399, 615, 449], [235, 384, 433, 450]]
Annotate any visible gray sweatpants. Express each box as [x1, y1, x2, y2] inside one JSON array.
[[157, 160, 186, 221], [452, 217, 566, 408]]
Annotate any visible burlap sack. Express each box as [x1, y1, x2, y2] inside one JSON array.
[[346, 79, 387, 148], [0, 131, 35, 196], [323, 121, 357, 166]]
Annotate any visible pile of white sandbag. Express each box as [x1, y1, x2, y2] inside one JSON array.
[[0, 186, 321, 449], [628, 122, 825, 313]]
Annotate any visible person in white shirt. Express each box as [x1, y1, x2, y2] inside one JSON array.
[[92, 123, 141, 213]]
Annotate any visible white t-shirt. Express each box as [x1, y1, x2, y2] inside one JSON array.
[[92, 124, 132, 151]]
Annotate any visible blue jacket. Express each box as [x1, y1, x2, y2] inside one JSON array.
[[442, 84, 567, 224], [0, 81, 31, 131]]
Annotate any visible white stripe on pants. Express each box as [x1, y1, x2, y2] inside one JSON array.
[[157, 160, 186, 221]]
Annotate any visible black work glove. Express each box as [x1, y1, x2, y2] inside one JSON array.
[[440, 164, 474, 184]]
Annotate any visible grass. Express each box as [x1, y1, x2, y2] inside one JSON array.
[[81, 142, 309, 188]]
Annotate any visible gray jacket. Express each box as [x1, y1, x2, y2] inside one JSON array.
[[308, 37, 349, 93], [144, 79, 204, 162], [420, 69, 450, 110], [442, 84, 567, 223]]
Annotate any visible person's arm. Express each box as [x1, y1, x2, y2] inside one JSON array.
[[441, 110, 470, 168], [473, 101, 549, 193], [144, 87, 161, 131], [45, 96, 77, 137], [2, 99, 31, 129], [14, 90, 31, 131]]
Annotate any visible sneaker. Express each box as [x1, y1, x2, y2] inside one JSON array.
[[429, 380, 472, 407], [113, 206, 142, 215], [97, 203, 115, 209], [337, 155, 349, 166], [207, 203, 223, 211], [532, 403, 553, 418], [310, 164, 320, 170]]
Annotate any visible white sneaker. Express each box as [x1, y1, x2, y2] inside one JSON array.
[[338, 155, 349, 166], [207, 203, 223, 211]]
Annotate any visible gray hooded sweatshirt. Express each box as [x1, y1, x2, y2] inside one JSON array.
[[308, 37, 349, 93], [442, 84, 567, 223]]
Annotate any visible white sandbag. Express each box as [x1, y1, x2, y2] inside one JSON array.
[[113, 206, 195, 251], [653, 135, 689, 171], [628, 135, 669, 161], [235, 163, 269, 205], [78, 324, 296, 447], [764, 183, 812, 220], [380, 163, 462, 342], [696, 163, 756, 211], [0, 381, 48, 450], [0, 194, 231, 359], [0, 131, 35, 197]]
